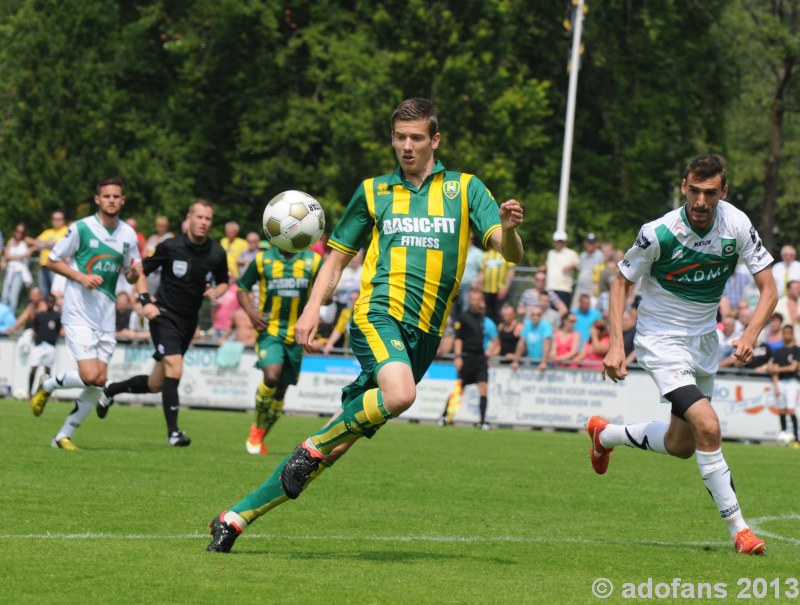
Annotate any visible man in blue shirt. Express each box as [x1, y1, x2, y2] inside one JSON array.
[[511, 306, 552, 371], [572, 293, 601, 347]]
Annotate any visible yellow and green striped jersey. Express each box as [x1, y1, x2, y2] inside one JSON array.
[[480, 248, 515, 294], [237, 247, 323, 344], [329, 160, 502, 337]]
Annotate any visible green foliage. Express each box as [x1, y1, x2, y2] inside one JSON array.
[[2, 402, 799, 604], [0, 0, 762, 260]]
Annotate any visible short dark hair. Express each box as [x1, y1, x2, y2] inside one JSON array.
[[188, 198, 214, 214], [391, 98, 438, 137], [685, 154, 727, 189], [96, 176, 124, 194]]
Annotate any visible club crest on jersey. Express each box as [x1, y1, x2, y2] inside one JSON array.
[[721, 239, 736, 256], [443, 180, 461, 200], [172, 260, 188, 278], [391, 339, 405, 351]]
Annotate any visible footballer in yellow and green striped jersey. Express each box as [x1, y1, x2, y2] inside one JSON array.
[[205, 98, 524, 552], [328, 160, 501, 338], [237, 246, 323, 345], [235, 245, 323, 456]]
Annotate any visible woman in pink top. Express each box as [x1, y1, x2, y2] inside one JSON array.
[[551, 312, 581, 368], [575, 319, 611, 367], [212, 278, 241, 342]]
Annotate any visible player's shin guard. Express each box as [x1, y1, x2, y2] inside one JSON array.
[[54, 386, 101, 440], [696, 448, 747, 537], [44, 370, 87, 392], [231, 456, 332, 523], [309, 388, 391, 455], [106, 374, 150, 398], [162, 377, 180, 434], [601, 421, 669, 454], [254, 382, 277, 429]]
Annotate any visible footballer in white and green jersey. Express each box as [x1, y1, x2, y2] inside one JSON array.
[[49, 214, 141, 332], [619, 200, 773, 337]]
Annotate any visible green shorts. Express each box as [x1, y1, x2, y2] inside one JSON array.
[[343, 311, 441, 402], [254, 333, 303, 385]]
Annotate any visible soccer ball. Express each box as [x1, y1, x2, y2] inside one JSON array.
[[262, 190, 325, 253], [776, 430, 795, 446], [12, 387, 28, 400]]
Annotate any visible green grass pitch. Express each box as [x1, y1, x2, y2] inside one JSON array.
[[2, 399, 798, 604]]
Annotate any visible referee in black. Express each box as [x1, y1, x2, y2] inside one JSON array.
[[438, 288, 493, 429], [97, 199, 229, 446]]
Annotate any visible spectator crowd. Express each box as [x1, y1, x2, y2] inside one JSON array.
[[2, 214, 799, 383]]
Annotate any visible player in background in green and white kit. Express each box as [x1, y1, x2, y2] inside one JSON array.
[[239, 245, 323, 455], [30, 177, 144, 450], [206, 97, 524, 552], [588, 155, 777, 555]]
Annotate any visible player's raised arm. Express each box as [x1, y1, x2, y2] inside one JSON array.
[[294, 249, 353, 352]]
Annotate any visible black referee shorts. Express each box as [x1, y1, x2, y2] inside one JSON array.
[[149, 309, 198, 360], [459, 353, 489, 386]]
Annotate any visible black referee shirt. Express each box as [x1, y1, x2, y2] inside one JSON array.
[[144, 234, 228, 319], [32, 309, 61, 346], [455, 310, 485, 356], [773, 345, 800, 379]]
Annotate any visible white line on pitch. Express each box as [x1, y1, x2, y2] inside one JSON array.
[[0, 532, 732, 548]]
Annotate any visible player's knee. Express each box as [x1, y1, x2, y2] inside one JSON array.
[[692, 415, 721, 444], [383, 384, 417, 415], [78, 370, 105, 387]]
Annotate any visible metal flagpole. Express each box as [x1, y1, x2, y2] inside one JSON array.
[[556, 0, 586, 234]]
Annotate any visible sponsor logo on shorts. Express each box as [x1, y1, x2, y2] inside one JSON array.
[[391, 339, 405, 351]]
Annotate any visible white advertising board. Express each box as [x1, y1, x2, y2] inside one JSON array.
[[0, 338, 785, 442]]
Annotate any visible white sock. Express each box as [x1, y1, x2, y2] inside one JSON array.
[[696, 448, 747, 538], [600, 421, 669, 454], [54, 387, 101, 440], [223, 511, 248, 532], [44, 371, 87, 393]]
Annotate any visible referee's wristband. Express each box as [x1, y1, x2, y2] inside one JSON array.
[[137, 293, 152, 306]]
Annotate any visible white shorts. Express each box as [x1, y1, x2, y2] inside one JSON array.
[[635, 332, 717, 402], [776, 378, 798, 411], [64, 325, 116, 364], [29, 342, 55, 367]]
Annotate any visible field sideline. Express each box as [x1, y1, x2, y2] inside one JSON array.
[[2, 399, 798, 604]]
